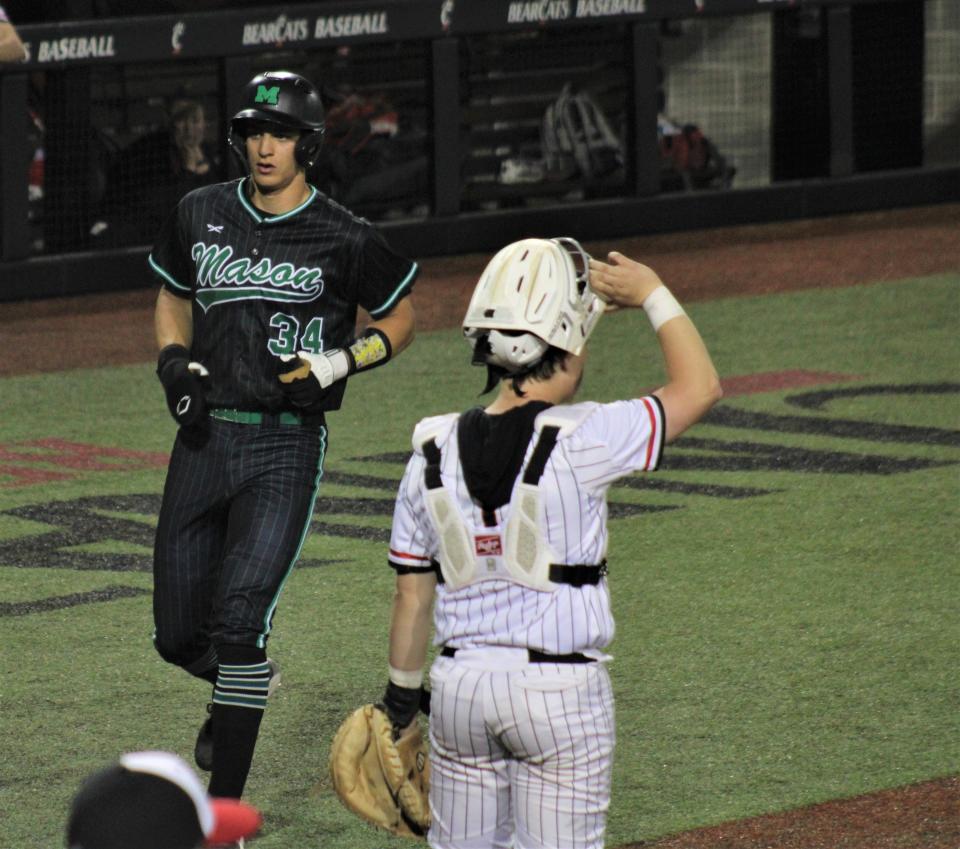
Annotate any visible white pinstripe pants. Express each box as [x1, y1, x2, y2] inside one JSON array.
[[427, 649, 615, 849]]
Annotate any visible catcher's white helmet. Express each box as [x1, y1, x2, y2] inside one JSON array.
[[462, 237, 605, 372]]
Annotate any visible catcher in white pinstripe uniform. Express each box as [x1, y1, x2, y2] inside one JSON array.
[[379, 237, 721, 848]]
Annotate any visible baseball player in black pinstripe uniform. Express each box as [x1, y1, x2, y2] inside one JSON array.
[[381, 238, 720, 848], [150, 70, 417, 806]]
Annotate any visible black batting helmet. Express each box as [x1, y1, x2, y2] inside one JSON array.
[[229, 70, 325, 169]]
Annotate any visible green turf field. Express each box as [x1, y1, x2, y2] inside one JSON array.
[[1, 274, 957, 847]]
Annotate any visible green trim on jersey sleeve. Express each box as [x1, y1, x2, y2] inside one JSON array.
[[369, 262, 418, 318], [148, 254, 190, 293]]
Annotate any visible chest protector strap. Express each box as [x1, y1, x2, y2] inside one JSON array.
[[419, 414, 605, 592], [422, 438, 476, 590], [501, 426, 560, 590]]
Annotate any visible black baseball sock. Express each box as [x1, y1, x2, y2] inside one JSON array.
[[207, 643, 271, 798]]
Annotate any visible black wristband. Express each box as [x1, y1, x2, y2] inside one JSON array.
[[157, 343, 190, 380], [381, 679, 422, 730], [361, 326, 392, 358], [347, 327, 392, 374]]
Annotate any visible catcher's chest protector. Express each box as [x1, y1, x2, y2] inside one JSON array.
[[415, 408, 591, 592]]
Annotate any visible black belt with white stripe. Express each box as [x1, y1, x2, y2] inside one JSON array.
[[441, 646, 595, 664]]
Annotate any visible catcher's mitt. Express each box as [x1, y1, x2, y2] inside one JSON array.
[[329, 704, 430, 838]]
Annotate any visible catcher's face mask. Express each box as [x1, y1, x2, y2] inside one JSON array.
[[462, 237, 606, 373]]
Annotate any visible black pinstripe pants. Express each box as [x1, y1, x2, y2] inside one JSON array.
[[153, 418, 327, 675]]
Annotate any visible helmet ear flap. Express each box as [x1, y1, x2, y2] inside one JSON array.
[[295, 129, 325, 169], [465, 330, 547, 394], [228, 123, 247, 169], [468, 329, 549, 372]]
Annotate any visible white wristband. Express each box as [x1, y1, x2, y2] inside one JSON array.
[[324, 348, 352, 383], [389, 665, 424, 689], [642, 286, 686, 332], [288, 349, 352, 389]]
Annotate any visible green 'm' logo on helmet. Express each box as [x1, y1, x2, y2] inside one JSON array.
[[254, 85, 280, 105]]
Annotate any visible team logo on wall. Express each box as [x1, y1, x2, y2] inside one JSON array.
[[171, 21, 185, 55], [190, 242, 325, 311], [440, 0, 455, 31]]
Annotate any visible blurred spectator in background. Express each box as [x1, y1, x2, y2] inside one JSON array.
[[92, 97, 220, 246], [0, 3, 26, 62], [310, 85, 429, 218], [168, 96, 215, 180]]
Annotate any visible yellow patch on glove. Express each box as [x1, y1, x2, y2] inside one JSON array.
[[329, 704, 430, 839]]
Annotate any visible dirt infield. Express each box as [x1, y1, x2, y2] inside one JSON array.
[[632, 776, 960, 849], [2, 201, 958, 847], [1, 203, 958, 379]]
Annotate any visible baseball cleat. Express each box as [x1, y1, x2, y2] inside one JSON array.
[[267, 657, 281, 696], [194, 701, 214, 772]]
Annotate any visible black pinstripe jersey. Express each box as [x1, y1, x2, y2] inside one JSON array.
[[149, 177, 418, 413]]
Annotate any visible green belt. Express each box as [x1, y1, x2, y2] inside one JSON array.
[[210, 408, 314, 426]]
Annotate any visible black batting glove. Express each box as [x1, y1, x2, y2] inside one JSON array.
[[379, 680, 423, 734], [276, 354, 325, 408], [157, 344, 208, 427], [276, 350, 351, 409]]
